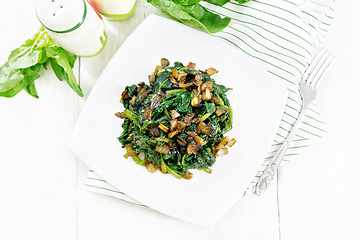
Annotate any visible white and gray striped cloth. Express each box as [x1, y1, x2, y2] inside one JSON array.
[[84, 0, 336, 206]]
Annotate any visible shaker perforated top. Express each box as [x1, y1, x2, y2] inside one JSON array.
[[35, 0, 87, 33]]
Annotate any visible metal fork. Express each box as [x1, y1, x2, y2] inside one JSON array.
[[255, 48, 335, 196]]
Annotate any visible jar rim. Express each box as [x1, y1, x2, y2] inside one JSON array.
[[36, 0, 87, 34]]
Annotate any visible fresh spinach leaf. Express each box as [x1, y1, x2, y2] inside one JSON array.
[[178, 3, 231, 33], [147, 0, 231, 33], [0, 63, 24, 94], [46, 45, 83, 97], [173, 0, 201, 5], [147, 0, 252, 34], [50, 58, 65, 81], [0, 26, 82, 98], [22, 65, 41, 98], [204, 0, 229, 6]]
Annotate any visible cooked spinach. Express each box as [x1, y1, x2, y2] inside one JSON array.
[[117, 58, 236, 179]]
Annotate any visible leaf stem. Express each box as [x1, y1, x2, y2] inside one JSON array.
[[29, 27, 47, 52], [166, 88, 186, 95]]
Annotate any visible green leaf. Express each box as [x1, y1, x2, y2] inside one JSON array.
[[154, 71, 172, 91], [125, 84, 138, 97], [204, 101, 215, 114], [147, 0, 231, 33], [7, 27, 50, 70], [173, 0, 201, 5], [46, 45, 83, 97], [204, 0, 230, 6], [179, 3, 231, 33], [175, 90, 193, 113], [0, 26, 82, 98], [0, 65, 40, 98], [42, 59, 50, 70], [22, 65, 41, 98], [24, 81, 39, 98], [50, 58, 65, 81], [8, 47, 42, 70], [0, 62, 24, 93], [205, 0, 250, 4], [0, 78, 28, 98], [0, 64, 42, 98], [63, 49, 77, 69], [0, 28, 47, 93]]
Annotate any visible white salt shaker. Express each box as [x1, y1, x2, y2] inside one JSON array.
[[35, 0, 107, 57]]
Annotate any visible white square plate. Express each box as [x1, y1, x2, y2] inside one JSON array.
[[70, 14, 288, 226]]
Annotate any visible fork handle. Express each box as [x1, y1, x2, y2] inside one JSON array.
[[255, 102, 309, 195], [255, 139, 290, 195]]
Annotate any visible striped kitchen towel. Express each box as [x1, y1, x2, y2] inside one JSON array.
[[84, 0, 336, 205]]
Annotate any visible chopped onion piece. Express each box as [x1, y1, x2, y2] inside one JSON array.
[[145, 161, 160, 173], [175, 121, 187, 131], [158, 123, 169, 133], [202, 88, 212, 100], [211, 96, 220, 105], [191, 95, 202, 106], [177, 137, 187, 146], [169, 119, 178, 131], [121, 89, 129, 99], [130, 95, 136, 107], [171, 69, 179, 79], [206, 67, 218, 76], [186, 131, 198, 137], [155, 144, 171, 155], [143, 107, 152, 120], [215, 107, 226, 116], [182, 171, 193, 180], [197, 121, 207, 134], [216, 147, 229, 156], [168, 130, 181, 139], [217, 136, 229, 149], [186, 61, 196, 68], [170, 110, 180, 119], [184, 113, 195, 126], [125, 144, 137, 157], [194, 136, 207, 146], [228, 138, 236, 147], [200, 81, 214, 92], [187, 144, 201, 155]]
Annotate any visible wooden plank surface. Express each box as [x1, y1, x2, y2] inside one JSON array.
[[278, 2, 360, 239], [0, 1, 78, 240], [0, 0, 358, 239]]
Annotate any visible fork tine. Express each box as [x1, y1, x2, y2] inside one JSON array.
[[312, 53, 336, 88], [307, 51, 335, 87], [307, 50, 330, 84], [302, 48, 327, 82]]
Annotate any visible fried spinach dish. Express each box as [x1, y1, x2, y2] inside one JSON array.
[[116, 58, 236, 179]]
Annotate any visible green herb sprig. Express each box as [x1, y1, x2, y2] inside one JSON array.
[[0, 26, 83, 98]]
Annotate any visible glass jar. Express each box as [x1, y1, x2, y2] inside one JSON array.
[[88, 0, 137, 21], [35, 0, 107, 57]]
